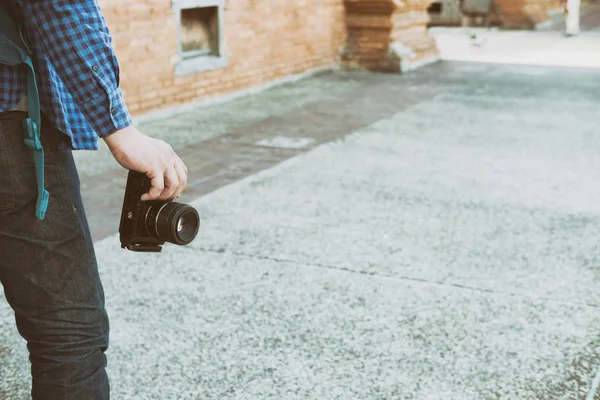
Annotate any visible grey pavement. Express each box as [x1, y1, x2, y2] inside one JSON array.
[[72, 73, 366, 182], [2, 59, 600, 400]]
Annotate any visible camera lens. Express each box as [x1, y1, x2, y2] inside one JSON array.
[[145, 202, 200, 245], [173, 211, 198, 243]]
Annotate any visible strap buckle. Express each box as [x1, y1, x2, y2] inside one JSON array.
[[23, 117, 42, 150]]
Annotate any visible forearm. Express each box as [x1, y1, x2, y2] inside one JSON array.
[[17, 0, 132, 137]]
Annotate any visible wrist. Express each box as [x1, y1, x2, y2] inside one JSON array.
[[103, 124, 135, 147]]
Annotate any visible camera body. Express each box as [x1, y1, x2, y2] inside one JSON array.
[[119, 170, 200, 252]]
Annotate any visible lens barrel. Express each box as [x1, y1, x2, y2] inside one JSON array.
[[145, 202, 200, 245]]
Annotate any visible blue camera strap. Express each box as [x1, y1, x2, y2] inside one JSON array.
[[0, 7, 49, 220]]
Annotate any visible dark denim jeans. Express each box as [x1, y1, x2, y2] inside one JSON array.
[[0, 111, 110, 399]]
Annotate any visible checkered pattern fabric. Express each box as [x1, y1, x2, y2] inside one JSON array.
[[0, 0, 132, 150]]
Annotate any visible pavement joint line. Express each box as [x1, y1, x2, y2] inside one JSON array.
[[194, 247, 600, 309], [586, 364, 600, 400], [439, 92, 600, 105]]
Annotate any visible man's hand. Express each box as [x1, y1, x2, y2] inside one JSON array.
[[103, 125, 188, 201]]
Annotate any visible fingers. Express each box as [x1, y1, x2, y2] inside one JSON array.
[[138, 140, 187, 201], [172, 158, 188, 199], [141, 169, 165, 201], [158, 165, 179, 201], [141, 160, 187, 202]]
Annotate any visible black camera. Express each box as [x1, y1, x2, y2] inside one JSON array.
[[119, 170, 200, 252]]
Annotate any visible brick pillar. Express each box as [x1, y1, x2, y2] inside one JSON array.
[[341, 0, 440, 73], [495, 0, 553, 28]]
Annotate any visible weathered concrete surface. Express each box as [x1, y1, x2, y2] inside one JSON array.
[[71, 73, 366, 181], [2, 62, 600, 399]]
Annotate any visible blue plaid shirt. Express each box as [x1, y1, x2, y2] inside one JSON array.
[[1, 0, 132, 150]]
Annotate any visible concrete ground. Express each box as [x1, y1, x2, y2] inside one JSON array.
[[2, 18, 600, 400]]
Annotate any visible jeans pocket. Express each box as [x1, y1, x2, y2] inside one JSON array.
[[0, 133, 15, 211]]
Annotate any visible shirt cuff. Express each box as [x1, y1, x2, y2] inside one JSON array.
[[87, 87, 133, 139]]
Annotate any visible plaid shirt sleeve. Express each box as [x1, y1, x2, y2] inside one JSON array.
[[16, 0, 132, 139]]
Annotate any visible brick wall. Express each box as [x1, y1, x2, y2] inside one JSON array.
[[494, 0, 564, 28], [99, 0, 347, 116], [99, 0, 561, 117], [495, 0, 553, 27]]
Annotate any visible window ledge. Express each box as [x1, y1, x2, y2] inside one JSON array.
[[175, 55, 228, 76], [172, 0, 226, 10]]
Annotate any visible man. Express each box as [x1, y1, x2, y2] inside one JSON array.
[[564, 0, 581, 36], [0, 1, 188, 398]]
